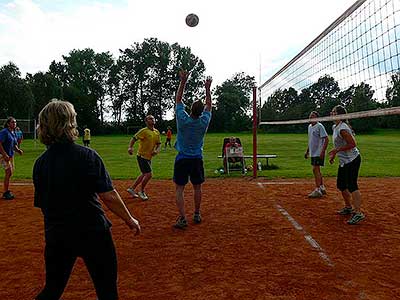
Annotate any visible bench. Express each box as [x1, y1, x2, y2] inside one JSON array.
[[217, 154, 277, 168], [243, 154, 277, 167]]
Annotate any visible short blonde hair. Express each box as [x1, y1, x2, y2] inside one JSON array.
[[37, 99, 79, 145]]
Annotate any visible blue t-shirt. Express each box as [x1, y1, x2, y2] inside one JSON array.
[[0, 128, 17, 157], [15, 130, 23, 141], [174, 102, 211, 159]]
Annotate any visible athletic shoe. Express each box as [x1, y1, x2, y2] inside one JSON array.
[[308, 189, 323, 198], [193, 212, 202, 224], [337, 206, 354, 215], [138, 191, 149, 201], [127, 188, 139, 198], [320, 187, 327, 195], [173, 216, 188, 229], [347, 212, 365, 225], [2, 190, 14, 200]]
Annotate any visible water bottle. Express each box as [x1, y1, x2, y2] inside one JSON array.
[[258, 161, 262, 171]]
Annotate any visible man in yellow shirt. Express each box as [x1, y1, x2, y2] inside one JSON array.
[[83, 126, 91, 147], [127, 115, 161, 200]]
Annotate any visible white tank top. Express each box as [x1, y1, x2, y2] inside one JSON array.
[[332, 122, 360, 166]]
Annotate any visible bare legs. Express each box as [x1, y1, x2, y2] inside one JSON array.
[[193, 184, 202, 214], [312, 165, 323, 189], [175, 183, 202, 218], [3, 167, 12, 193], [131, 172, 152, 192], [342, 189, 362, 212], [175, 184, 185, 217]]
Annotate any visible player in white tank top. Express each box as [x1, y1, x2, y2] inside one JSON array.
[[329, 105, 365, 225]]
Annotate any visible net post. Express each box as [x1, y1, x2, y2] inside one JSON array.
[[252, 86, 258, 178], [34, 119, 37, 148]]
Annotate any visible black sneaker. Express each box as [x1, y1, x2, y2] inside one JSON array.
[[193, 212, 202, 224], [337, 206, 353, 215], [347, 212, 365, 225], [3, 191, 15, 200], [173, 216, 188, 229]]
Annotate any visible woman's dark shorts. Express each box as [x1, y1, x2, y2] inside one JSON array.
[[337, 155, 361, 193]]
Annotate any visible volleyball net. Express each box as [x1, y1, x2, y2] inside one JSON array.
[[260, 106, 400, 125], [259, 0, 400, 123]]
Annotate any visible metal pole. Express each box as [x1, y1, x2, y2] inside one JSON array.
[[252, 86, 257, 178]]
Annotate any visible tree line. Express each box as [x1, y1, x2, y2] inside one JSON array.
[[261, 73, 400, 133], [0, 37, 255, 134], [1, 36, 399, 135]]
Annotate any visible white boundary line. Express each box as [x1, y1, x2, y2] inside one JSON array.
[[258, 182, 334, 267], [257, 182, 295, 185]]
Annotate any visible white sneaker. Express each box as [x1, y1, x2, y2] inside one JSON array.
[[319, 187, 327, 195], [308, 189, 323, 198], [138, 191, 149, 201], [127, 188, 139, 198]]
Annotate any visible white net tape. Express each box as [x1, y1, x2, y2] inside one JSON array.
[[259, 106, 400, 125]]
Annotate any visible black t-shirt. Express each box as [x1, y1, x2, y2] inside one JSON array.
[[33, 143, 114, 232]]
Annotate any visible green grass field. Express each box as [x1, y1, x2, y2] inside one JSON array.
[[5, 129, 400, 180]]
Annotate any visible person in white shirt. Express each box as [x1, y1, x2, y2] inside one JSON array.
[[305, 111, 329, 198], [329, 105, 365, 225]]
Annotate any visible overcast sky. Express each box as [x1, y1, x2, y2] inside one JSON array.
[[0, 0, 355, 87]]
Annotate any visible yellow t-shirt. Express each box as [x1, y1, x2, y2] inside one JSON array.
[[83, 128, 91, 140], [134, 127, 161, 160]]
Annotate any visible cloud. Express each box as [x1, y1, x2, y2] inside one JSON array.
[[0, 0, 355, 86]]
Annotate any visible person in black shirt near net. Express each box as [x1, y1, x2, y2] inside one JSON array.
[[33, 99, 141, 300]]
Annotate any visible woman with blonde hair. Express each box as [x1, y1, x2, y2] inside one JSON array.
[[34, 99, 141, 300], [329, 105, 365, 225]]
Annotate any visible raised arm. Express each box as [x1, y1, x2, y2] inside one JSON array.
[[205, 76, 212, 112], [176, 70, 189, 105]]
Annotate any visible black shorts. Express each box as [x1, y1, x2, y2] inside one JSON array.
[[137, 156, 152, 174], [173, 158, 204, 186], [311, 156, 324, 166], [337, 155, 361, 193]]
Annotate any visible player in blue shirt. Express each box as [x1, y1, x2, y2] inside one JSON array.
[[173, 70, 212, 229], [0, 117, 23, 200]]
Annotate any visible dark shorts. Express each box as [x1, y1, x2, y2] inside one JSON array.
[[137, 156, 152, 174], [173, 158, 204, 186], [337, 155, 361, 193], [311, 156, 325, 166]]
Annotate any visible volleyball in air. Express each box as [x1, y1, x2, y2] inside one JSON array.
[[185, 13, 199, 27]]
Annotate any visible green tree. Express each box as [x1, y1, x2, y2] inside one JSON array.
[[119, 39, 205, 126], [347, 82, 377, 132], [308, 75, 340, 116], [0, 62, 34, 119], [385, 72, 400, 128], [212, 72, 255, 132], [25, 71, 63, 117]]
